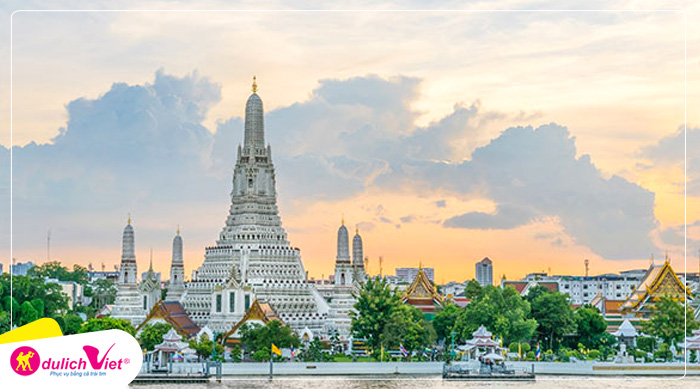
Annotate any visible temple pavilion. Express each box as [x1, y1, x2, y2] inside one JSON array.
[[619, 258, 692, 319], [457, 325, 501, 360], [402, 267, 443, 319]]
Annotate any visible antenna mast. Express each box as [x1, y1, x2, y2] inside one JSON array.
[[584, 258, 589, 277]]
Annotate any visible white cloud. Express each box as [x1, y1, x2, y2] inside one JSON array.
[[1, 70, 664, 263]]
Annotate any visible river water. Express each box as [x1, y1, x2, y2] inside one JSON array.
[[129, 375, 699, 388]]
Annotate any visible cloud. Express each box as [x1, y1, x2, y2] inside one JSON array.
[[444, 203, 533, 230], [638, 126, 700, 196], [2, 70, 226, 250], [433, 124, 658, 259], [2, 70, 662, 262]]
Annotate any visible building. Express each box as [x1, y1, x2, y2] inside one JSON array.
[[165, 228, 186, 302], [11, 261, 35, 276], [395, 267, 434, 284], [475, 257, 493, 286], [181, 78, 331, 335], [316, 221, 367, 345], [402, 267, 443, 319], [619, 258, 692, 319], [111, 217, 163, 326], [0, 263, 3, 274], [87, 270, 120, 283], [503, 269, 646, 306], [45, 278, 84, 310]]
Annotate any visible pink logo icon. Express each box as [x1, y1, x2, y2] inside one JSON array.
[[10, 346, 41, 376], [83, 343, 115, 369]]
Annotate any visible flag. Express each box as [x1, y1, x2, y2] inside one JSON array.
[[399, 343, 408, 357], [271, 343, 282, 356], [536, 343, 541, 361], [291, 345, 295, 360]]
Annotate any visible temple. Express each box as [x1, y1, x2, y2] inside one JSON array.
[[180, 78, 331, 336], [114, 78, 370, 346], [619, 257, 692, 318], [402, 266, 443, 318]]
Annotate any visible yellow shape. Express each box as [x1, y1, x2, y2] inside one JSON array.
[[271, 343, 281, 356], [0, 318, 63, 344]]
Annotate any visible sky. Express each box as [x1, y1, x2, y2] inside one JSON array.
[[1, 1, 700, 284]]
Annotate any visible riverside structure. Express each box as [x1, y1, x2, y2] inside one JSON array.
[[113, 78, 366, 343]]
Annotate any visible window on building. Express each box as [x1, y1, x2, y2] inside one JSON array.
[[143, 296, 147, 310], [216, 294, 222, 312], [230, 292, 236, 312], [245, 294, 251, 311]]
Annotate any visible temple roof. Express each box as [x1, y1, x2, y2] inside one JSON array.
[[154, 328, 190, 353], [222, 299, 282, 342], [612, 319, 638, 338], [402, 267, 443, 306], [136, 300, 200, 339], [620, 260, 692, 313]]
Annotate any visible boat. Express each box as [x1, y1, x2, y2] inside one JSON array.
[[442, 361, 536, 381]]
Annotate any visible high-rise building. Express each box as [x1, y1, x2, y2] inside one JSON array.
[[395, 267, 434, 283], [11, 261, 34, 276], [475, 257, 493, 286]]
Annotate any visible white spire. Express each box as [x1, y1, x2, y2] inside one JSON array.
[[352, 227, 363, 269], [336, 219, 350, 264], [243, 76, 264, 149]]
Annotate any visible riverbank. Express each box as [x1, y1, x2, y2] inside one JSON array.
[[156, 361, 700, 376]]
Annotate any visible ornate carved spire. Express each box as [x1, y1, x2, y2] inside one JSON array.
[[252, 75, 258, 93]]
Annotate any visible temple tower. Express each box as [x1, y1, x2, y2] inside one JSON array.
[[183, 77, 330, 334], [165, 227, 186, 302]]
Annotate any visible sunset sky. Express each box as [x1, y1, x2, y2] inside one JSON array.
[[1, 2, 700, 284]]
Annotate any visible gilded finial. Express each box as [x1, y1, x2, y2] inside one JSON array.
[[149, 247, 153, 271], [665, 251, 670, 263], [252, 76, 258, 93], [356, 225, 359, 235], [127, 213, 131, 225], [342, 214, 345, 226], [177, 225, 180, 235]]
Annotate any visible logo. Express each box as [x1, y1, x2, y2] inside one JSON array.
[[10, 346, 41, 376], [83, 343, 117, 369]]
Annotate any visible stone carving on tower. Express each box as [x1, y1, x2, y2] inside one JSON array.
[[165, 228, 186, 302], [181, 77, 331, 334], [112, 216, 147, 326]]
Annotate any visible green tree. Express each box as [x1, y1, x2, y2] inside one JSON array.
[[454, 285, 537, 345], [381, 304, 436, 359], [302, 338, 326, 362], [89, 278, 117, 309], [433, 303, 461, 342], [0, 311, 10, 334], [139, 323, 173, 351], [464, 280, 483, 300], [30, 298, 45, 317], [350, 277, 401, 357], [3, 296, 20, 323], [525, 285, 551, 303], [59, 314, 84, 335], [529, 290, 575, 350], [637, 336, 656, 353], [573, 305, 608, 349], [188, 333, 224, 361], [19, 301, 39, 325], [78, 317, 135, 335], [239, 320, 300, 358], [642, 296, 699, 345], [1, 274, 69, 317]]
